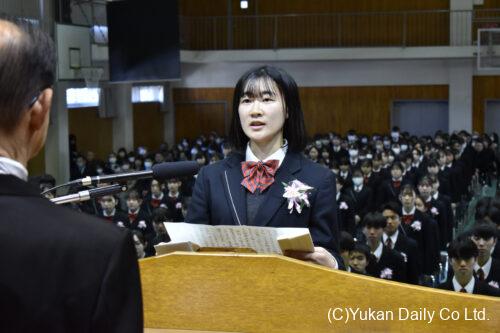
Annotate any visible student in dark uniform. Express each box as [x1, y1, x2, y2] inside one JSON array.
[[144, 179, 169, 215], [165, 178, 184, 222], [381, 202, 420, 285], [349, 243, 376, 276], [125, 190, 154, 238], [377, 162, 408, 208], [186, 65, 342, 269], [438, 239, 500, 297], [470, 223, 500, 288], [336, 176, 356, 237], [347, 168, 374, 231], [361, 212, 407, 282], [97, 194, 129, 228], [398, 185, 440, 279]]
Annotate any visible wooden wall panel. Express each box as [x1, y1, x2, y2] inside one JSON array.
[[133, 103, 165, 152], [68, 107, 113, 160], [473, 76, 500, 133], [173, 88, 232, 141], [181, 0, 451, 49], [179, 0, 450, 16], [173, 85, 449, 138]]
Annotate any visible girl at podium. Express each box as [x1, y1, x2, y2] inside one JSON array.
[[187, 65, 342, 269]]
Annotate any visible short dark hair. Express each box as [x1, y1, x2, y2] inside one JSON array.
[[228, 65, 307, 152], [448, 239, 479, 260], [151, 207, 169, 224], [380, 201, 401, 216], [350, 243, 376, 266], [339, 231, 355, 252], [0, 19, 56, 132], [362, 212, 387, 229], [471, 222, 498, 240]]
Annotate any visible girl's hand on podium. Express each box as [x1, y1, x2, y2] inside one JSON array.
[[285, 246, 338, 269]]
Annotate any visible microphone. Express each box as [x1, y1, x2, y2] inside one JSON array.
[[70, 161, 200, 187], [51, 184, 127, 205]]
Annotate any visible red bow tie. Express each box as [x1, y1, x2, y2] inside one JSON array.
[[105, 216, 113, 223], [425, 201, 432, 209], [364, 176, 369, 184], [128, 212, 137, 222], [402, 214, 414, 225], [393, 180, 401, 189], [241, 160, 279, 193], [151, 198, 161, 208]]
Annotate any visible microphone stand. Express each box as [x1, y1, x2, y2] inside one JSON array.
[[50, 184, 127, 205]]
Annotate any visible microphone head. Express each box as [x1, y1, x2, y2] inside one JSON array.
[[152, 161, 200, 180]]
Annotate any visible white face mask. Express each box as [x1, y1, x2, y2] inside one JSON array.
[[352, 177, 363, 186], [109, 157, 117, 164], [366, 154, 373, 159], [144, 161, 153, 170], [401, 144, 408, 151], [391, 132, 399, 140], [392, 147, 401, 155], [349, 149, 358, 157]]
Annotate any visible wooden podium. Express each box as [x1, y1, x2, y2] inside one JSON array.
[[140, 252, 500, 333]]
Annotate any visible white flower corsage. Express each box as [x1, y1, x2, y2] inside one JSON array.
[[176, 202, 182, 209], [431, 207, 439, 215], [380, 268, 393, 279], [411, 221, 422, 231], [489, 281, 499, 289], [138, 220, 147, 229], [282, 179, 314, 214], [339, 201, 349, 210], [116, 221, 125, 228], [400, 252, 408, 263]]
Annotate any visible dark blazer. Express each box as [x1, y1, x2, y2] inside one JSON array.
[[399, 210, 440, 275], [438, 278, 500, 297], [392, 232, 421, 285], [336, 192, 356, 237], [481, 258, 500, 286], [186, 151, 343, 267], [0, 175, 143, 332], [346, 185, 374, 220], [366, 245, 407, 283]]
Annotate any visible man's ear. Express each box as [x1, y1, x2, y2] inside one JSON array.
[[29, 88, 53, 131]]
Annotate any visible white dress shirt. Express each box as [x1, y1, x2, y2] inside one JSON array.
[[0, 156, 28, 181], [452, 276, 475, 293]]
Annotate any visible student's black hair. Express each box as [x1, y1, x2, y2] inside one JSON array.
[[362, 212, 388, 229], [350, 243, 376, 266], [339, 231, 355, 252], [229, 65, 307, 152], [471, 222, 498, 240], [151, 207, 169, 224], [447, 239, 479, 260], [380, 201, 402, 217], [390, 161, 404, 171]]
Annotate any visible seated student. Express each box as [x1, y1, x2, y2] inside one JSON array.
[[470, 223, 500, 288], [125, 190, 154, 238], [165, 178, 184, 222], [361, 212, 407, 282], [144, 179, 169, 214], [347, 168, 374, 228], [381, 202, 420, 285], [146, 207, 172, 257], [339, 231, 355, 271], [336, 176, 356, 237], [349, 243, 377, 276], [97, 194, 129, 228], [438, 239, 500, 297]]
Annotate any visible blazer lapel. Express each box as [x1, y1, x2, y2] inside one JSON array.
[[251, 152, 302, 226], [221, 153, 247, 226]]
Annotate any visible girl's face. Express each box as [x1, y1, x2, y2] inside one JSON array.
[[309, 147, 319, 160], [238, 78, 287, 149]]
